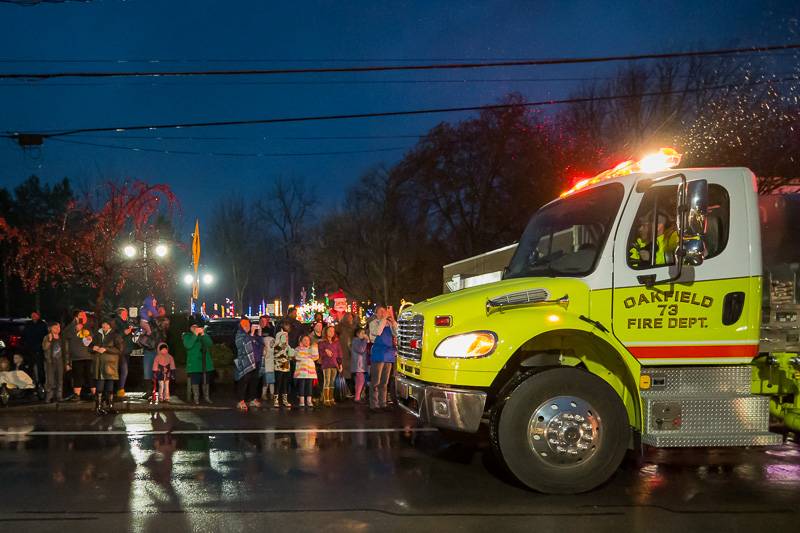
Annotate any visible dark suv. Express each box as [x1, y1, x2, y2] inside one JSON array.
[[204, 318, 240, 351]]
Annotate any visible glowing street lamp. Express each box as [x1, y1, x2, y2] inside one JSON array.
[[183, 273, 195, 285], [154, 243, 169, 258], [202, 273, 214, 285], [122, 244, 137, 258]]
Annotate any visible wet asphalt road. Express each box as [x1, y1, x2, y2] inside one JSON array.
[[0, 402, 798, 532]]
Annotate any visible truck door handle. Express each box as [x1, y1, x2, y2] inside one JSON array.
[[722, 292, 745, 325]]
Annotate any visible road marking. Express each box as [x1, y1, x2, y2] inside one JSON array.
[[0, 427, 439, 436]]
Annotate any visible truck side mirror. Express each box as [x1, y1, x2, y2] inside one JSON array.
[[680, 179, 708, 266]]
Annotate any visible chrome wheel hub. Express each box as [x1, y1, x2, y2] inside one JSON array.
[[528, 395, 600, 466]]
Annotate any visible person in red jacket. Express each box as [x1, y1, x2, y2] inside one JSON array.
[[317, 325, 342, 406]]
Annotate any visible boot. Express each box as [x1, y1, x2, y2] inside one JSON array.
[[105, 392, 117, 415], [322, 388, 329, 407], [273, 394, 280, 408], [191, 385, 201, 405], [298, 396, 305, 407], [261, 386, 268, 401], [281, 394, 291, 409], [202, 384, 213, 404], [94, 394, 107, 416], [306, 396, 314, 408], [329, 387, 336, 406]]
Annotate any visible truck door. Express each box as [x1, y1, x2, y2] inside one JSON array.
[[611, 172, 761, 364]]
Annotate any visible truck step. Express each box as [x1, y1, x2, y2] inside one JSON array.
[[644, 395, 773, 436], [642, 432, 783, 447], [641, 365, 752, 397]]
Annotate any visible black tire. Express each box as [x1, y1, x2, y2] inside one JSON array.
[[495, 367, 629, 494]]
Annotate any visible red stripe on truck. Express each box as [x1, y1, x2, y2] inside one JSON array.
[[627, 344, 759, 359]]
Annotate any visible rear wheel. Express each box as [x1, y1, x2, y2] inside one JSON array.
[[494, 367, 629, 494]]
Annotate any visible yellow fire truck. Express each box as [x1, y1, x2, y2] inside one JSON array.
[[396, 148, 800, 494]]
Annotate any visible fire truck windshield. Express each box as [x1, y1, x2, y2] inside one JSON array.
[[505, 183, 624, 279]]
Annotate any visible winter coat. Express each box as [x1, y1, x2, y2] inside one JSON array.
[[260, 336, 275, 375], [23, 319, 48, 356], [336, 319, 355, 378], [139, 296, 158, 323], [293, 344, 319, 379], [90, 328, 123, 380], [287, 318, 305, 348], [318, 340, 342, 369], [114, 315, 135, 356], [64, 320, 92, 363], [350, 337, 369, 373], [274, 331, 294, 372], [183, 331, 214, 374], [42, 333, 64, 364], [234, 328, 258, 380]]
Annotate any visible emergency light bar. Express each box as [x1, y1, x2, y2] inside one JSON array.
[[561, 147, 682, 197]]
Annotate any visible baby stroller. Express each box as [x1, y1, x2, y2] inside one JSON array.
[[0, 355, 40, 407]]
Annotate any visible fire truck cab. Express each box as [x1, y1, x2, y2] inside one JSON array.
[[396, 149, 793, 494]]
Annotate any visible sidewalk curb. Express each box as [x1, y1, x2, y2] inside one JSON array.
[[0, 399, 230, 414]]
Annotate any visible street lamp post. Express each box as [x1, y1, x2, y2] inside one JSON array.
[[121, 239, 170, 285], [185, 270, 214, 314]]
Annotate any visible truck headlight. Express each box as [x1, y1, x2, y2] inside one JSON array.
[[434, 331, 497, 359]]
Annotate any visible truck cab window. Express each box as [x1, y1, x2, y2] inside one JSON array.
[[505, 183, 623, 279], [627, 183, 730, 270]]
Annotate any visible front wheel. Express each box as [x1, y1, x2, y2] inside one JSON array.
[[494, 367, 630, 494]]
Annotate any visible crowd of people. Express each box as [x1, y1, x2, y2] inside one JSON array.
[[1, 297, 399, 415], [231, 303, 399, 412]]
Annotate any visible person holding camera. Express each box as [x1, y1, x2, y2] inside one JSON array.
[[113, 307, 135, 398], [183, 322, 214, 404], [368, 305, 398, 411], [41, 321, 64, 403], [234, 318, 262, 411]]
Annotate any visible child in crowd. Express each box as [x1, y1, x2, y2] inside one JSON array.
[[260, 331, 276, 403], [350, 327, 369, 403], [318, 325, 342, 407], [11, 353, 33, 380], [293, 334, 318, 408], [152, 342, 176, 404], [273, 320, 294, 408]]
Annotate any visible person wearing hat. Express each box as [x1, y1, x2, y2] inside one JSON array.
[[90, 316, 123, 415], [233, 317, 261, 411], [183, 322, 215, 404]]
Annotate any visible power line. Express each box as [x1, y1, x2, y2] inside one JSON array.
[[46, 137, 411, 158], [2, 71, 795, 89], [69, 133, 425, 141], [0, 75, 632, 88], [1, 44, 797, 80], [2, 50, 798, 64], [6, 75, 796, 140]]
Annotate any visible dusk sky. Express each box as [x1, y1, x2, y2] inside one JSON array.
[[1, 0, 797, 237]]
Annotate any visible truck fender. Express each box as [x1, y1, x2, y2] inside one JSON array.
[[491, 327, 642, 430]]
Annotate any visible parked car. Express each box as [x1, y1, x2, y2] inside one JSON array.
[[0, 318, 32, 359], [204, 318, 240, 352]]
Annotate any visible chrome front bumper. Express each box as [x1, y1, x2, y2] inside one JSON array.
[[395, 374, 487, 433]]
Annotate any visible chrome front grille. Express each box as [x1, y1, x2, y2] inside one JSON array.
[[398, 314, 424, 361]]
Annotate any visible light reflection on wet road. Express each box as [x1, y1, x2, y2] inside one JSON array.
[[0, 407, 798, 532]]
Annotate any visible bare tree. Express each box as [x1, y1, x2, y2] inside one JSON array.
[[256, 176, 316, 305], [208, 197, 255, 313]]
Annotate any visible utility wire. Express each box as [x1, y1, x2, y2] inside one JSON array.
[[1, 44, 797, 80], [46, 137, 411, 158], [2, 50, 798, 64], [6, 75, 796, 139], [7, 71, 798, 88], [69, 133, 425, 141]]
